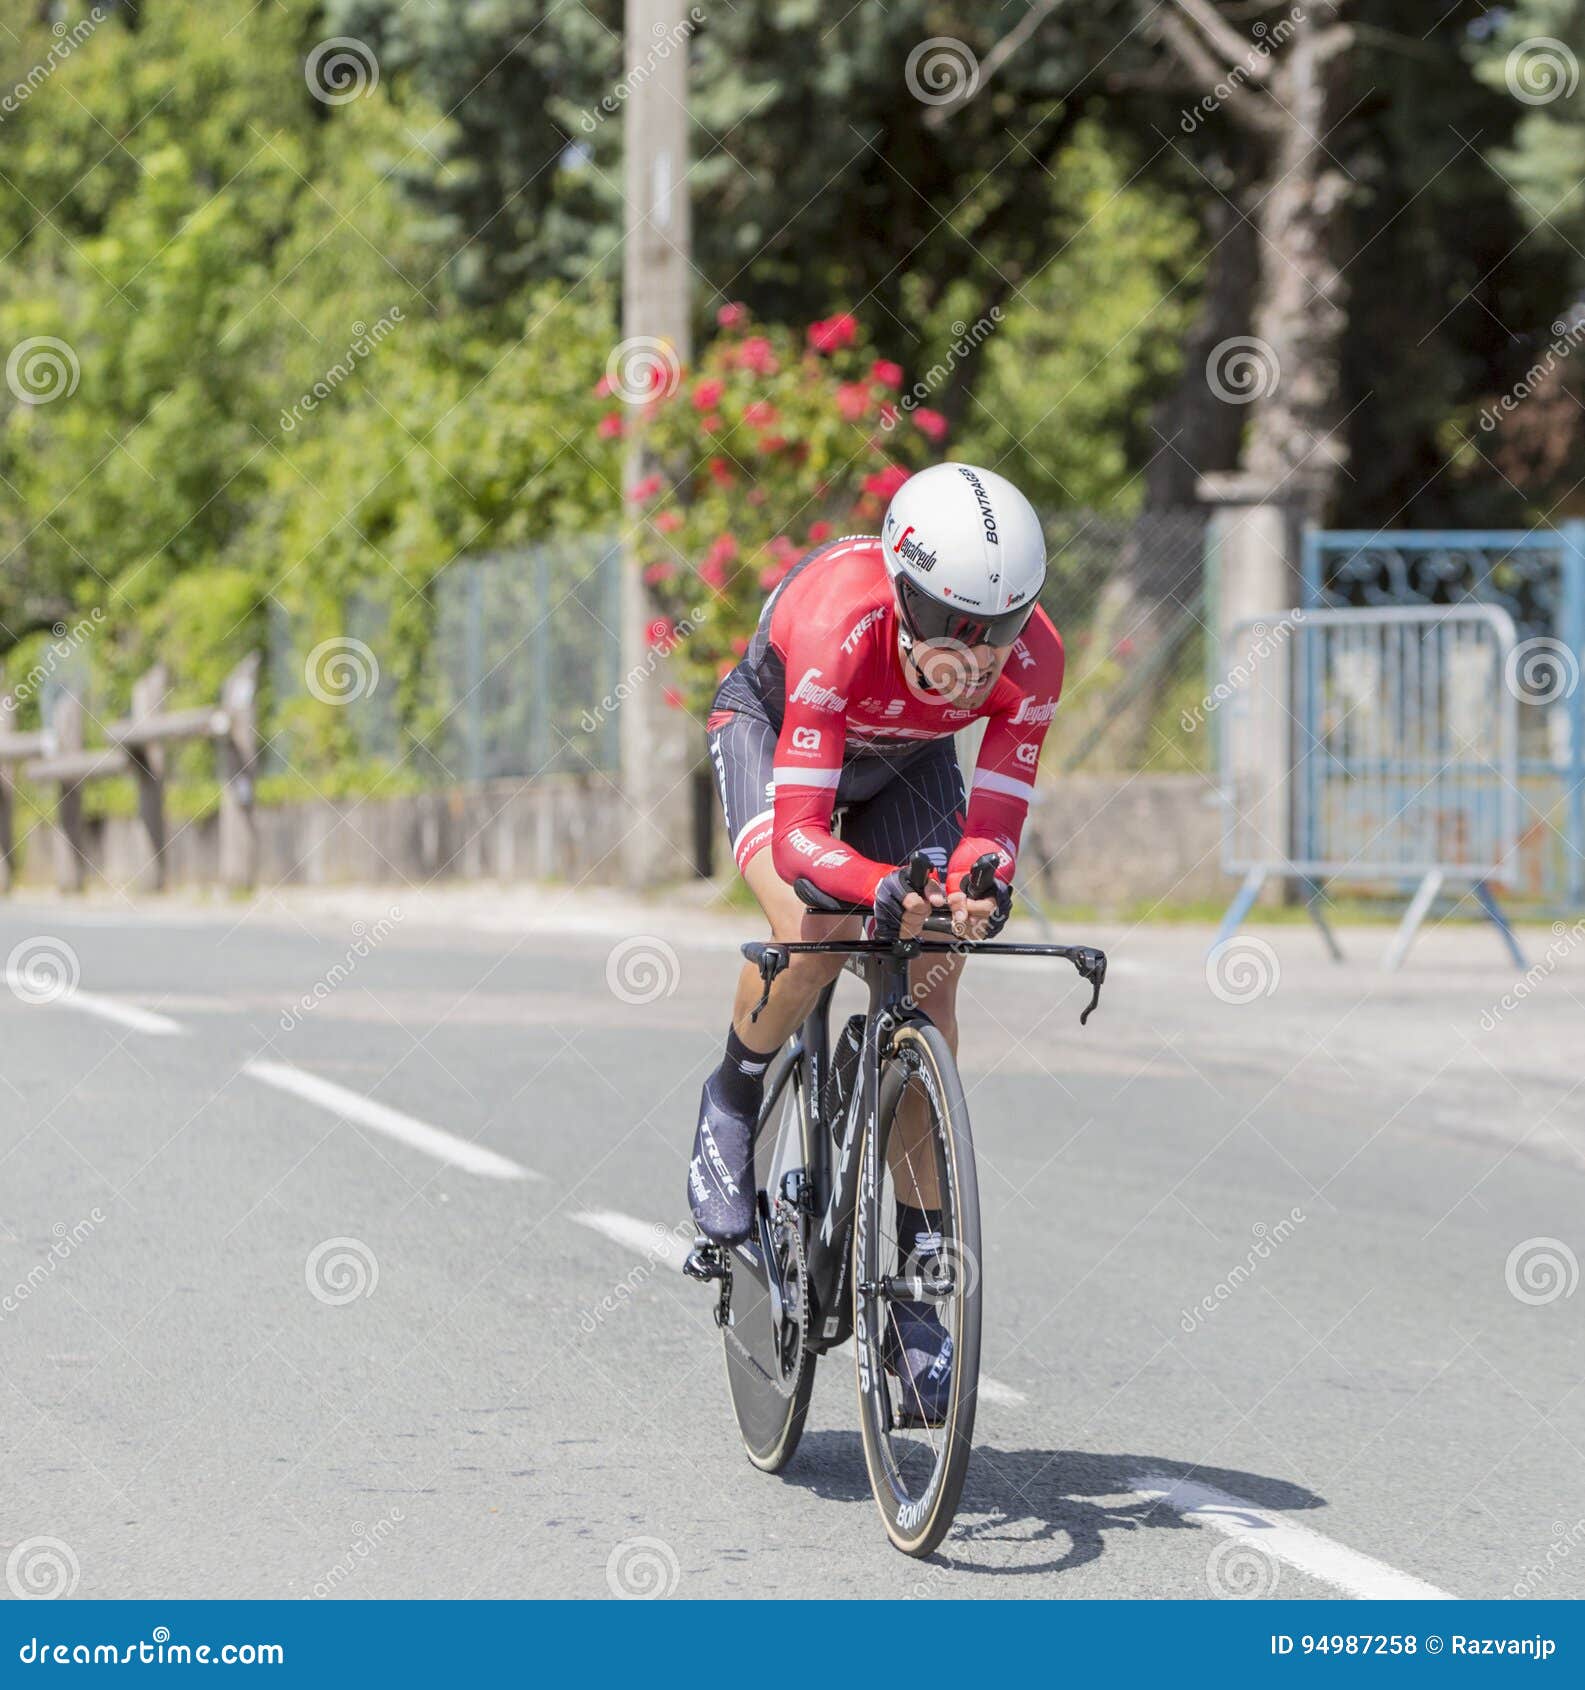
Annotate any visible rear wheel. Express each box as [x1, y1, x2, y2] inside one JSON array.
[[721, 1046, 817, 1472], [853, 1019, 982, 1557]]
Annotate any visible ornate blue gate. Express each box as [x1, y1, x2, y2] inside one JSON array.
[[1302, 527, 1585, 906]]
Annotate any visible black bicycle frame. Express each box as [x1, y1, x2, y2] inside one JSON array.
[[744, 930, 1106, 1352]]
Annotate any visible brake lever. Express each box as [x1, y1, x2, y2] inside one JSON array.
[[749, 944, 788, 1023], [1073, 946, 1107, 1026]]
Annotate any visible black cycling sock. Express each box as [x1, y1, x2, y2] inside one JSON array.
[[896, 1201, 944, 1269], [713, 1023, 772, 1119]]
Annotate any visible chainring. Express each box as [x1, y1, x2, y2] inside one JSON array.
[[767, 1196, 810, 1400]]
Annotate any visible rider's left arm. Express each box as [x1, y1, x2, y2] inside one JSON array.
[[946, 633, 1064, 894]]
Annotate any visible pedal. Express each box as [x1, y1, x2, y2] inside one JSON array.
[[683, 1237, 728, 1283]]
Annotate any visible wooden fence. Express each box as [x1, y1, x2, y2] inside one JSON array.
[[0, 654, 260, 893]]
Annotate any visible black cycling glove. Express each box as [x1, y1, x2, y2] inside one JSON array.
[[979, 877, 1014, 939], [871, 865, 938, 939]]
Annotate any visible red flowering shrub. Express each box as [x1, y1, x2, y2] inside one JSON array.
[[615, 307, 946, 714]]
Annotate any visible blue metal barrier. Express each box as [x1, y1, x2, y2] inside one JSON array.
[[1302, 526, 1585, 907]]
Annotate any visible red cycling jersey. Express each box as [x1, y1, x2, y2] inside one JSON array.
[[711, 535, 1064, 905]]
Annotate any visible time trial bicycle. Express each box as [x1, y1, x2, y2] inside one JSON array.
[[686, 852, 1106, 1556]]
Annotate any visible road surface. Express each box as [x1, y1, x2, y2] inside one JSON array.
[[2, 887, 1581, 1600]]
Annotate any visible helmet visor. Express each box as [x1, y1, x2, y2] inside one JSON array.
[[896, 576, 1036, 649]]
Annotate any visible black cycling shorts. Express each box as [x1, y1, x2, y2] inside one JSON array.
[[707, 708, 966, 879]]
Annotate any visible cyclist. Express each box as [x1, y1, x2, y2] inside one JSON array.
[[688, 461, 1063, 1418]]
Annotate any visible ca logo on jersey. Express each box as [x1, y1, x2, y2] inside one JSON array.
[[791, 725, 822, 752], [1015, 741, 1039, 767]]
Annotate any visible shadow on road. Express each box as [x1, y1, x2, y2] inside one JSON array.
[[781, 1433, 1323, 1575]]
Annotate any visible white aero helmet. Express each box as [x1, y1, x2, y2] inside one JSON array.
[[881, 461, 1046, 648]]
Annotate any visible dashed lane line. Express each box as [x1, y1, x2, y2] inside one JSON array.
[[575, 1208, 1028, 1404], [1129, 1469, 1457, 1600], [6, 978, 184, 1037], [242, 1058, 536, 1182]]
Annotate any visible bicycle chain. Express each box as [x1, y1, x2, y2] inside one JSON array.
[[768, 1196, 809, 1400]]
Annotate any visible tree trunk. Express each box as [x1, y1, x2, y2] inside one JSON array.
[[1242, 6, 1353, 509]]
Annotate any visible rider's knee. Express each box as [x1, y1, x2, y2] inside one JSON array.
[[778, 946, 845, 992]]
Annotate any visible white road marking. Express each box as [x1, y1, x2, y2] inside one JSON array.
[[571, 1209, 694, 1270], [574, 1208, 1029, 1407], [1129, 1470, 1457, 1600], [7, 978, 185, 1036], [828, 1340, 1026, 1406], [242, 1059, 535, 1182]]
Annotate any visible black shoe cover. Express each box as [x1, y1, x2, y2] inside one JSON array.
[[687, 1076, 756, 1244]]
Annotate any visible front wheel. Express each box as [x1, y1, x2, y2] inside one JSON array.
[[853, 1019, 982, 1557]]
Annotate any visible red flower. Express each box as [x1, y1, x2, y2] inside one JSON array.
[[594, 374, 613, 397], [700, 559, 728, 589], [707, 456, 734, 487], [731, 636, 749, 656], [747, 488, 767, 506], [627, 472, 664, 502], [646, 618, 675, 648], [913, 407, 949, 443], [807, 314, 858, 354], [862, 464, 911, 501], [1116, 637, 1136, 659], [704, 534, 739, 570], [744, 400, 777, 427], [653, 509, 683, 533], [877, 403, 898, 429], [643, 561, 675, 585], [759, 564, 791, 591], [663, 687, 685, 710], [836, 381, 871, 422], [764, 536, 798, 565], [701, 414, 722, 433], [597, 412, 624, 440], [739, 337, 778, 375], [757, 433, 788, 453], [716, 659, 735, 679], [717, 302, 748, 330], [808, 520, 832, 542], [870, 359, 904, 389], [692, 378, 725, 412]]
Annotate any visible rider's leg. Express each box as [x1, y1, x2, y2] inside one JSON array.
[[690, 846, 858, 1242], [726, 848, 857, 1050], [885, 947, 966, 1216]]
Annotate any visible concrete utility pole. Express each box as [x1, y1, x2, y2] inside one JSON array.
[[619, 0, 696, 886]]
